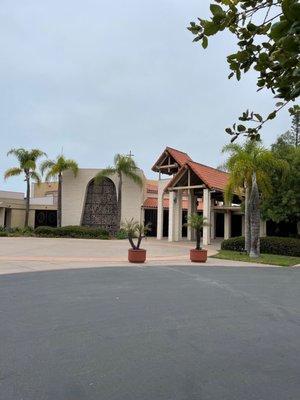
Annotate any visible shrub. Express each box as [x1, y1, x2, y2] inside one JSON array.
[[34, 225, 109, 239], [221, 236, 300, 257], [221, 236, 245, 252], [0, 227, 34, 236], [115, 229, 128, 239]]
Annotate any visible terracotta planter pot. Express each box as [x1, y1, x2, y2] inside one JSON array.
[[128, 248, 147, 263], [190, 249, 207, 263]]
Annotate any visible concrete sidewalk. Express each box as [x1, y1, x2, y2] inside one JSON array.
[[0, 237, 280, 274]]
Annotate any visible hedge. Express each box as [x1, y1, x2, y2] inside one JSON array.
[[34, 225, 109, 239], [115, 229, 128, 240], [0, 227, 34, 237], [221, 236, 300, 257]]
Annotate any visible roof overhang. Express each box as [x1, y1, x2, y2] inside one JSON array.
[[152, 147, 191, 175]]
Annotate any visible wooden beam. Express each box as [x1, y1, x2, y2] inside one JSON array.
[[157, 163, 178, 170], [169, 184, 206, 191]]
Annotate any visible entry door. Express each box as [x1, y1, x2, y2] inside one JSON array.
[[215, 213, 224, 237], [144, 209, 157, 237]]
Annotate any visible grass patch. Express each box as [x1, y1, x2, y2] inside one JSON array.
[[211, 250, 300, 267]]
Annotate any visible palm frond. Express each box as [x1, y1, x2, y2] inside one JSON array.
[[40, 159, 55, 175], [30, 170, 42, 184], [44, 170, 57, 182], [94, 167, 116, 184], [64, 159, 78, 177], [4, 167, 22, 180], [7, 148, 46, 170], [124, 170, 143, 186], [29, 149, 47, 161], [186, 213, 209, 229]]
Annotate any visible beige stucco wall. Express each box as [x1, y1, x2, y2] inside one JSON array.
[[0, 193, 57, 229], [4, 208, 35, 229], [61, 168, 146, 227], [0, 208, 5, 226], [10, 209, 26, 228], [32, 182, 58, 197]]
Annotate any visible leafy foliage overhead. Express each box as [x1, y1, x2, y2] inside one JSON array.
[[188, 0, 300, 140], [261, 133, 300, 223]]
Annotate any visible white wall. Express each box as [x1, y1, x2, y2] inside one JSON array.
[[61, 168, 146, 227], [0, 190, 24, 200]]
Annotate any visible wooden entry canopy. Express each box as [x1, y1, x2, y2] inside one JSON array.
[[152, 147, 192, 176], [152, 146, 229, 192], [166, 161, 229, 193]]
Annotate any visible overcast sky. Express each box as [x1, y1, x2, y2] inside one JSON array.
[[0, 0, 291, 193]]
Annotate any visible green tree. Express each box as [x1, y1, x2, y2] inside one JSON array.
[[261, 134, 300, 230], [4, 148, 46, 227], [271, 104, 299, 146], [40, 155, 78, 227], [222, 140, 287, 257], [188, 0, 300, 141], [94, 154, 143, 229]]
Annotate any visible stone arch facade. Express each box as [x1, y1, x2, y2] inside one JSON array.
[[82, 178, 119, 234]]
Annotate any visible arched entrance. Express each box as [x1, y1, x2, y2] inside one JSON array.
[[82, 178, 119, 234]]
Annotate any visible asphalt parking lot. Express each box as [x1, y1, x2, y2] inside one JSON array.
[[0, 265, 299, 400]]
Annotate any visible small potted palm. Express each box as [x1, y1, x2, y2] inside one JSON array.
[[186, 213, 209, 263], [122, 218, 151, 263]]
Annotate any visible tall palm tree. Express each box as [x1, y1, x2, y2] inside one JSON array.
[[40, 155, 78, 227], [5, 148, 46, 227], [222, 141, 287, 258], [94, 154, 143, 229]]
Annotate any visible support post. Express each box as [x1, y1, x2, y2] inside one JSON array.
[[210, 209, 215, 240], [203, 188, 211, 245], [0, 208, 5, 227], [168, 191, 175, 242], [157, 191, 164, 240], [174, 190, 182, 241], [224, 211, 231, 240]]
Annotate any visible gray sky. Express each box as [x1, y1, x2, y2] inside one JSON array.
[[0, 0, 291, 193]]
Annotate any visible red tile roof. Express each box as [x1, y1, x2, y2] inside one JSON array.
[[152, 146, 229, 192], [146, 181, 158, 193], [165, 160, 229, 192], [152, 146, 192, 171], [188, 161, 229, 191], [166, 147, 192, 166]]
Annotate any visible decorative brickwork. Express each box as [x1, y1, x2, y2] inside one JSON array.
[[82, 178, 118, 234]]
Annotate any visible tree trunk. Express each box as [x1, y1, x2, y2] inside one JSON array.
[[196, 229, 201, 250], [25, 173, 30, 228], [128, 235, 136, 250], [136, 233, 142, 250], [117, 172, 122, 229], [249, 172, 260, 258], [57, 173, 62, 227], [244, 184, 251, 253]]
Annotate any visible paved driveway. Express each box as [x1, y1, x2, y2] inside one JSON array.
[[0, 237, 276, 274], [0, 266, 299, 400]]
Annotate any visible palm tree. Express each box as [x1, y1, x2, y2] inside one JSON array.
[[222, 141, 288, 258], [5, 148, 46, 227], [40, 155, 78, 227], [186, 214, 209, 250], [94, 154, 143, 229]]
